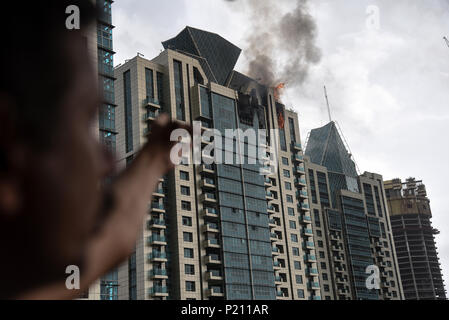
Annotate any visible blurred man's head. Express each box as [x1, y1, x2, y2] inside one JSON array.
[[0, 1, 113, 298]]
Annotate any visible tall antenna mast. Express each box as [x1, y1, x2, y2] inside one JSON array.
[[444, 36, 449, 49], [324, 85, 332, 122]]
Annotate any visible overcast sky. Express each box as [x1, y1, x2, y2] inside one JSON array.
[[112, 0, 449, 290]]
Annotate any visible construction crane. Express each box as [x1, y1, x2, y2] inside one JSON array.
[[444, 36, 449, 49]]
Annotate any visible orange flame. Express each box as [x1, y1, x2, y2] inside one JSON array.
[[274, 83, 285, 101]]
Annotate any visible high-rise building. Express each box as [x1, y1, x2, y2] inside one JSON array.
[[304, 121, 403, 300], [113, 26, 320, 300], [384, 178, 446, 300], [84, 0, 119, 300]]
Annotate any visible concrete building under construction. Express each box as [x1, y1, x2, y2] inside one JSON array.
[[385, 178, 446, 300]]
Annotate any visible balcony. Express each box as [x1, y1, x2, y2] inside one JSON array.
[[295, 166, 305, 174], [204, 238, 220, 249], [147, 234, 167, 245], [206, 270, 223, 282], [298, 203, 310, 211], [264, 178, 272, 187], [266, 191, 274, 200], [275, 275, 282, 283], [148, 269, 168, 279], [205, 254, 222, 265], [305, 241, 315, 249], [150, 202, 165, 213], [202, 207, 219, 219], [300, 214, 312, 223], [293, 154, 304, 163], [199, 164, 215, 174], [142, 110, 160, 122], [152, 188, 165, 198], [333, 255, 343, 262], [147, 219, 166, 229], [295, 178, 307, 186], [330, 234, 340, 241], [273, 260, 281, 270], [306, 268, 319, 276], [308, 282, 320, 290], [272, 247, 280, 256], [148, 286, 168, 297], [338, 288, 348, 295], [270, 233, 279, 241], [267, 205, 276, 213], [336, 277, 346, 284], [269, 219, 278, 228], [304, 254, 316, 262], [293, 142, 302, 151], [207, 287, 224, 297], [298, 190, 308, 198], [147, 252, 168, 262], [200, 178, 216, 189], [144, 97, 161, 109], [200, 192, 217, 204], [260, 166, 272, 176], [303, 228, 314, 236], [202, 223, 220, 233]]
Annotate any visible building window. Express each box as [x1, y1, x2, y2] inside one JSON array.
[[288, 118, 296, 142], [294, 261, 301, 270], [181, 185, 190, 196], [319, 251, 325, 258], [184, 248, 194, 258], [288, 207, 295, 216], [99, 104, 115, 131], [318, 240, 324, 248], [324, 285, 330, 292], [320, 262, 327, 270], [181, 201, 191, 211], [173, 60, 185, 121], [282, 157, 289, 165], [291, 234, 298, 243], [296, 275, 303, 284], [156, 72, 164, 106], [183, 232, 193, 242], [297, 289, 305, 298], [322, 273, 328, 281], [180, 171, 189, 181], [185, 264, 195, 275], [182, 216, 192, 226], [289, 220, 297, 229], [186, 281, 196, 292], [292, 247, 300, 256], [97, 23, 113, 50], [285, 182, 292, 190], [283, 169, 290, 178], [123, 70, 133, 153], [145, 68, 154, 99], [286, 195, 293, 203]]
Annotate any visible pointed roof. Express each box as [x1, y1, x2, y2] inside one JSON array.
[[162, 26, 241, 86], [305, 121, 358, 177]]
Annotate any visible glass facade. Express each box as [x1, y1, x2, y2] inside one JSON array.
[[341, 196, 378, 300], [208, 91, 275, 300]]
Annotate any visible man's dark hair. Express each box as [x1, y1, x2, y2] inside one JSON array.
[[0, 0, 98, 153]]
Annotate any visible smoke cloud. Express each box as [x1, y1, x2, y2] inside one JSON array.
[[225, 0, 321, 87]]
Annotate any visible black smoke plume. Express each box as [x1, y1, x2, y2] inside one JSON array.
[[225, 0, 321, 87]]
